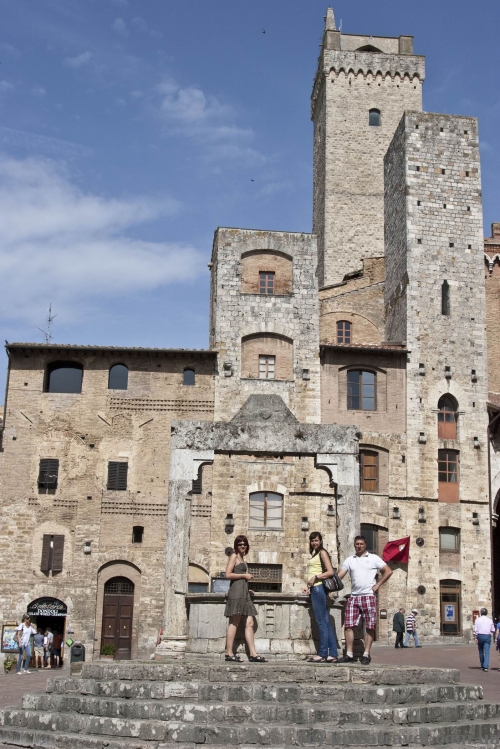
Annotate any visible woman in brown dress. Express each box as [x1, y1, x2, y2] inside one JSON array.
[[224, 535, 266, 662]]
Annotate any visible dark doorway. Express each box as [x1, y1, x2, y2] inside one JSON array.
[[101, 577, 134, 660], [493, 500, 500, 616], [440, 579, 461, 635], [27, 597, 67, 667]]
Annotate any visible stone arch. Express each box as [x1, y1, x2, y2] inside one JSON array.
[[240, 249, 293, 294], [320, 310, 381, 345], [428, 379, 467, 416], [94, 560, 142, 660]]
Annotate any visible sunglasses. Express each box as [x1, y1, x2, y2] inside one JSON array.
[[237, 542, 248, 547]]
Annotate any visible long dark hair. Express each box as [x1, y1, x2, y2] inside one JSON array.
[[234, 535, 250, 555], [309, 531, 324, 556]]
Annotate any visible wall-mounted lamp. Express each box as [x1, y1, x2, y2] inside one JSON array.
[[301, 477, 307, 488], [83, 541, 92, 555], [472, 512, 480, 526], [418, 432, 427, 444], [224, 513, 235, 533], [302, 368, 310, 381], [223, 362, 233, 378], [418, 363, 426, 376], [418, 507, 426, 523], [301, 516, 309, 531], [473, 436, 480, 449], [444, 366, 452, 380], [471, 369, 478, 383], [392, 507, 401, 520], [327, 504, 335, 517]]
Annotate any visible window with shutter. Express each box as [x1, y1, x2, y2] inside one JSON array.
[[107, 461, 128, 490], [40, 535, 52, 572], [51, 535, 65, 573], [38, 459, 59, 489], [360, 451, 378, 492]]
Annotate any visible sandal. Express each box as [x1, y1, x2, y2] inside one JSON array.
[[326, 656, 338, 663], [307, 656, 327, 663], [248, 655, 266, 662], [225, 654, 243, 662]]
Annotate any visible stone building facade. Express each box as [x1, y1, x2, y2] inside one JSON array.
[[0, 9, 495, 660]]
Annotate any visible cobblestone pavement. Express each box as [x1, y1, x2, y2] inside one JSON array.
[[0, 666, 67, 709], [372, 643, 500, 703], [1, 646, 500, 709]]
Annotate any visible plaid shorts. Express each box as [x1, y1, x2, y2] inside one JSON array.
[[344, 594, 377, 629]]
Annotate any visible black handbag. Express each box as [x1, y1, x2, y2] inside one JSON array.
[[319, 550, 344, 592]]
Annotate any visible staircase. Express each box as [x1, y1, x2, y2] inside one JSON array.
[[0, 658, 499, 748]]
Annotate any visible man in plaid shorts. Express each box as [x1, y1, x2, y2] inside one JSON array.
[[337, 535, 392, 665]]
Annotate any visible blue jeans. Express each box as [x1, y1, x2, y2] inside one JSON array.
[[404, 630, 420, 647], [310, 584, 338, 658], [16, 643, 31, 672], [477, 634, 491, 669]]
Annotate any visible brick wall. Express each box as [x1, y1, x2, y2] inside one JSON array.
[[241, 334, 293, 380], [241, 251, 293, 295]]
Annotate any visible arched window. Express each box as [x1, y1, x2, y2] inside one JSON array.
[[183, 368, 195, 386], [108, 364, 128, 390], [441, 280, 450, 315], [369, 108, 381, 127], [337, 320, 352, 344], [438, 395, 458, 439], [45, 361, 83, 393], [249, 491, 283, 530], [360, 450, 378, 492], [347, 370, 376, 410]]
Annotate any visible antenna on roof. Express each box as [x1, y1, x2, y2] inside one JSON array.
[[37, 303, 56, 344], [340, 19, 342, 32]]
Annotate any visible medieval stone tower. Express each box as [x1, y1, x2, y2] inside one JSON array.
[[312, 8, 425, 286]]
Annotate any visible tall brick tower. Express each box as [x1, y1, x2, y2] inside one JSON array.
[[312, 7, 425, 286]]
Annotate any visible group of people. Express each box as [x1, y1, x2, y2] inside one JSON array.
[[392, 607, 423, 648], [15, 614, 63, 674], [223, 531, 392, 665]]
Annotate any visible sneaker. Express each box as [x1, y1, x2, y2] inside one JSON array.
[[360, 655, 371, 666], [415, 645, 423, 648], [336, 655, 354, 664], [16, 671, 22, 675], [23, 669, 30, 674]]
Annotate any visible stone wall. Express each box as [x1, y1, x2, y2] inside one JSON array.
[[209, 229, 321, 425], [312, 36, 424, 286], [0, 345, 215, 660]]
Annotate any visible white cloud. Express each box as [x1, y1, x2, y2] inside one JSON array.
[[0, 156, 204, 323], [64, 51, 92, 68], [131, 16, 162, 38], [154, 79, 267, 167], [0, 81, 14, 93], [31, 86, 46, 96], [113, 18, 129, 38]]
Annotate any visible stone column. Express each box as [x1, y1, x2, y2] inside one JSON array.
[[316, 453, 359, 571], [155, 448, 214, 657]]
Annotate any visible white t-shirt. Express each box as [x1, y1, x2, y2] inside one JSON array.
[[16, 623, 36, 647], [341, 552, 386, 595]]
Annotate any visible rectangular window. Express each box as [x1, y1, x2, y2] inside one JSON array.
[[107, 461, 128, 490], [347, 370, 376, 410], [259, 355, 275, 379], [247, 563, 283, 592], [38, 459, 59, 490], [439, 527, 460, 552], [249, 491, 283, 529], [360, 524, 378, 554], [360, 451, 378, 492], [337, 321, 351, 344], [40, 534, 65, 573], [259, 271, 275, 294], [438, 450, 459, 503]]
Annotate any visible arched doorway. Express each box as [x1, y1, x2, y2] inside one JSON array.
[[101, 577, 134, 660], [27, 597, 67, 667]]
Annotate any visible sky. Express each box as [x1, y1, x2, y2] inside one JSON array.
[[0, 0, 498, 398]]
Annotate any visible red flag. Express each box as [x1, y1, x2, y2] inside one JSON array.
[[382, 536, 410, 563]]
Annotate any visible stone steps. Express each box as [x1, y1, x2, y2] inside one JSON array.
[[0, 659, 498, 747], [20, 692, 500, 726], [46, 676, 483, 706]]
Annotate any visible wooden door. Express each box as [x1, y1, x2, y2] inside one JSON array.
[[101, 577, 134, 660]]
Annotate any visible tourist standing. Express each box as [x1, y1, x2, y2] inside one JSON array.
[[337, 535, 392, 665], [403, 609, 422, 648], [52, 631, 63, 668], [15, 615, 36, 674], [392, 607, 405, 649], [33, 628, 45, 670], [224, 535, 266, 662], [474, 607, 495, 672], [44, 628, 54, 668], [302, 531, 338, 663]]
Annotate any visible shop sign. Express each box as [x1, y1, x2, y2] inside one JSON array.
[[27, 598, 67, 617]]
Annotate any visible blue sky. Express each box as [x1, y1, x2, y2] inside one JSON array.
[[0, 0, 498, 397]]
